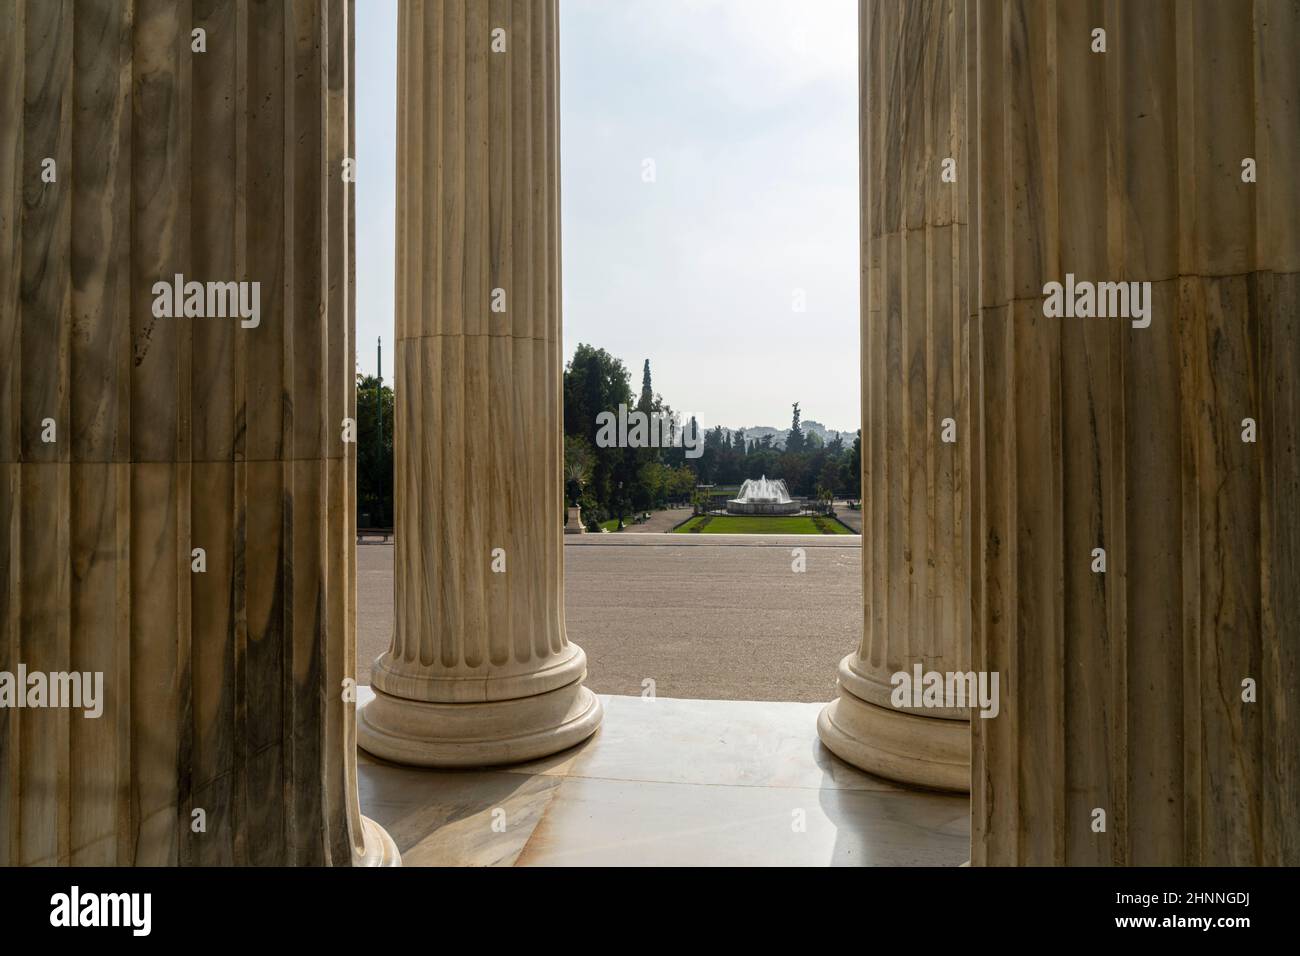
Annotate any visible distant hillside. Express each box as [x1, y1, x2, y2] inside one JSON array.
[[709, 420, 856, 450]]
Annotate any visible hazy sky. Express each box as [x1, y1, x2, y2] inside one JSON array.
[[356, 0, 860, 431]]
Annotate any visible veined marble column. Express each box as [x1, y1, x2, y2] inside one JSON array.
[[972, 0, 1300, 865], [818, 0, 974, 793], [358, 0, 603, 766], [0, 0, 395, 866]]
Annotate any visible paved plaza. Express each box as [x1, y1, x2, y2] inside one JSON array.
[[352, 530, 969, 869], [357, 532, 862, 701]]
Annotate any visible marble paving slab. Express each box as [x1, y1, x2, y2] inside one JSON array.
[[357, 691, 970, 866]]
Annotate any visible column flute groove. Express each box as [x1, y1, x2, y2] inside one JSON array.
[[359, 0, 602, 767], [970, 0, 1300, 865], [818, 0, 974, 793], [0, 0, 394, 866]]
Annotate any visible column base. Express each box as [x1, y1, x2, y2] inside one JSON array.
[[818, 683, 969, 793], [355, 816, 402, 867], [358, 679, 603, 768]]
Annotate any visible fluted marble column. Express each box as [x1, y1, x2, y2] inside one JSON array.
[[818, 0, 974, 793], [971, 0, 1300, 865], [358, 0, 602, 766], [0, 0, 394, 864]]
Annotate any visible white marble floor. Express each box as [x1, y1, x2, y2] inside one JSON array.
[[357, 690, 970, 866]]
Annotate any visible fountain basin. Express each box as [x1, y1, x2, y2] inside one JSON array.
[[725, 499, 801, 515]]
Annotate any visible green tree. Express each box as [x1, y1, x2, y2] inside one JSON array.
[[786, 401, 805, 453], [667, 464, 697, 501], [564, 435, 595, 506], [356, 373, 394, 527], [841, 429, 862, 499], [638, 359, 654, 413], [563, 344, 634, 517], [638, 460, 672, 506]]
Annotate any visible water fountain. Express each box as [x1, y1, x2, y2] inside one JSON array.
[[726, 476, 800, 515]]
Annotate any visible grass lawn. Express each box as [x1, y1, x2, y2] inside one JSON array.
[[674, 514, 854, 535], [598, 519, 623, 532]]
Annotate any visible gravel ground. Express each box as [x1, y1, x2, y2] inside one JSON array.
[[356, 537, 862, 702]]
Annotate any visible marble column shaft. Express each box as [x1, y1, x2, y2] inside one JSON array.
[[359, 0, 602, 766], [819, 0, 974, 793], [0, 0, 393, 866], [971, 0, 1300, 865]]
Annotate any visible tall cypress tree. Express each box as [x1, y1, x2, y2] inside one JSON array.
[[638, 359, 654, 413], [786, 401, 805, 453]]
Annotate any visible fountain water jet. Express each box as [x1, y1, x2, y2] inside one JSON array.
[[726, 476, 800, 515]]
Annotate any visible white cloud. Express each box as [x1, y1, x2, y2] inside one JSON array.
[[561, 0, 860, 428], [573, 0, 857, 110], [356, 0, 862, 428]]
